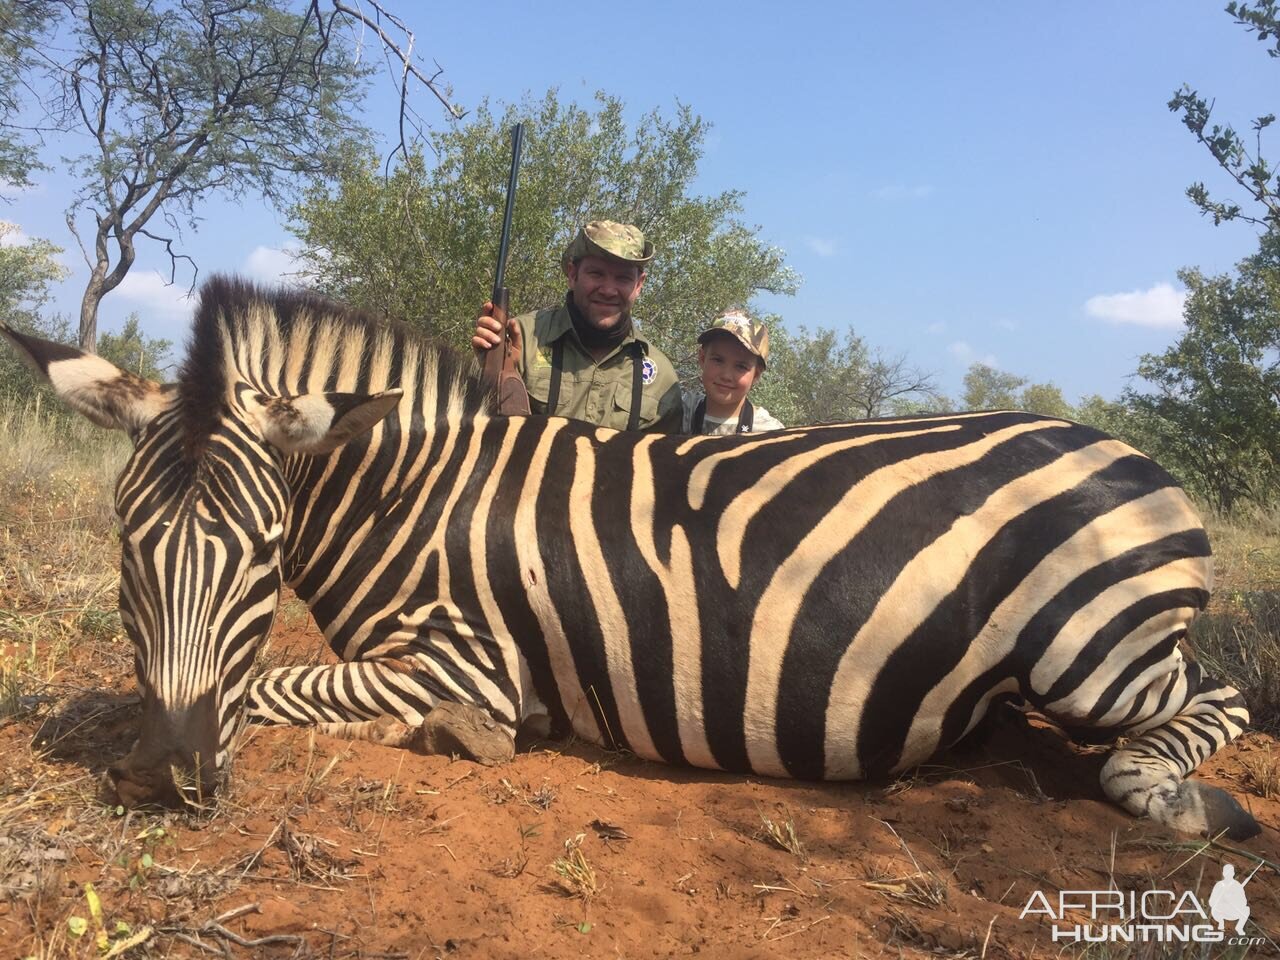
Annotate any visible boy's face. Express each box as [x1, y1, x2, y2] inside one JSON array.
[[698, 333, 762, 412]]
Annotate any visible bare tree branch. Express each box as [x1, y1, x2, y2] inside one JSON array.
[[328, 0, 464, 165], [137, 226, 198, 293]]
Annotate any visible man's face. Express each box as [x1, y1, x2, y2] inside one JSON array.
[[698, 334, 762, 412], [566, 255, 646, 331]]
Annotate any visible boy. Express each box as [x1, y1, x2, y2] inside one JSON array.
[[684, 311, 784, 435]]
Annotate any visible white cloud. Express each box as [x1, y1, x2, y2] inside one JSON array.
[[1084, 283, 1186, 329], [948, 340, 998, 367], [110, 270, 197, 321], [804, 235, 838, 258], [244, 244, 304, 286], [871, 184, 934, 201]]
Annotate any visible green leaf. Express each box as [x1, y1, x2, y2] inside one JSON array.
[[140, 853, 153, 869], [577, 922, 592, 934], [67, 916, 87, 938]]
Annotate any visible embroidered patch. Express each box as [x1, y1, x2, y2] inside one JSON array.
[[641, 357, 656, 384], [533, 347, 553, 369]]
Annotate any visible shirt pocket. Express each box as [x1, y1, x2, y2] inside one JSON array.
[[525, 364, 577, 417], [524, 365, 552, 415], [611, 380, 660, 429]]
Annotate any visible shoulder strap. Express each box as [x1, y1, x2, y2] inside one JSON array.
[[628, 342, 644, 432], [691, 397, 706, 435], [737, 399, 754, 434], [547, 339, 565, 415]]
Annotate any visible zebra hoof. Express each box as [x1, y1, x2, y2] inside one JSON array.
[[1192, 780, 1261, 842], [411, 701, 515, 766]]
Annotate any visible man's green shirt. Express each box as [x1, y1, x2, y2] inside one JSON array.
[[510, 301, 683, 433]]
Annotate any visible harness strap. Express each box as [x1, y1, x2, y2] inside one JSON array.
[[628, 343, 644, 432], [547, 339, 645, 431], [547, 339, 564, 414]]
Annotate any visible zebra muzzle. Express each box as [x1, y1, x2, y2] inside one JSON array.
[[107, 693, 221, 808]]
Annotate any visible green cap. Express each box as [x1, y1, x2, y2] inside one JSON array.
[[561, 220, 654, 271], [698, 311, 770, 369]]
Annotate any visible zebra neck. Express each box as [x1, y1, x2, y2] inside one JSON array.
[[280, 416, 507, 661]]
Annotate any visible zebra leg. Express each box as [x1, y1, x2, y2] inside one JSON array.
[[246, 661, 516, 765], [1097, 660, 1259, 841]]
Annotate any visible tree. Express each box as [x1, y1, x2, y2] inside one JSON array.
[[1074, 393, 1133, 437], [9, 0, 377, 351], [960, 362, 1077, 418], [962, 363, 1026, 410], [0, 1, 57, 190], [1169, 2, 1280, 229], [0, 222, 65, 323], [754, 325, 940, 426], [1150, 2, 1280, 509], [289, 90, 798, 366], [97, 313, 172, 380], [1120, 249, 1280, 512], [0, 220, 70, 399], [1019, 382, 1075, 419]]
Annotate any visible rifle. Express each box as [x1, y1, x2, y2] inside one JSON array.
[[481, 122, 531, 415]]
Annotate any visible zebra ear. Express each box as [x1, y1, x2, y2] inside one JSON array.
[[0, 321, 169, 433], [250, 389, 403, 456]]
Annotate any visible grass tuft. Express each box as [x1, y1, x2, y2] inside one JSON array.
[[755, 803, 807, 862], [551, 834, 599, 901]]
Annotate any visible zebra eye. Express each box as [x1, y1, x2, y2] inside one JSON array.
[[249, 523, 284, 562]]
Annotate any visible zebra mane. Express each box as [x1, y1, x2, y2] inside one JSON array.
[[176, 275, 487, 457]]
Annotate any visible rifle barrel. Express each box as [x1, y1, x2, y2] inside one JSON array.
[[492, 122, 524, 300]]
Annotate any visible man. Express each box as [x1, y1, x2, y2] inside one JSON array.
[[1209, 863, 1251, 936], [473, 220, 682, 432]]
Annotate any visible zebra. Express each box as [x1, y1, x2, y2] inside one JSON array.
[[0, 276, 1260, 841]]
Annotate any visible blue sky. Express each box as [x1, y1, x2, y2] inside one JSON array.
[[2, 1, 1272, 403]]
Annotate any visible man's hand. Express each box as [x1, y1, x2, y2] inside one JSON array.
[[472, 301, 521, 360]]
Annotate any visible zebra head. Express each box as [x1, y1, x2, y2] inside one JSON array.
[[1, 321, 399, 807]]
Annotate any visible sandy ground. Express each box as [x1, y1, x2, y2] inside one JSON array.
[[1, 608, 1278, 959]]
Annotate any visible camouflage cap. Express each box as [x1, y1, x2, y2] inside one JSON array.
[[698, 311, 770, 369], [561, 220, 654, 271]]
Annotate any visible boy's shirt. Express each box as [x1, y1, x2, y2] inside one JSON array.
[[680, 389, 785, 435]]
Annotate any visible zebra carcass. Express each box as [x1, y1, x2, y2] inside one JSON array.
[[0, 276, 1259, 841]]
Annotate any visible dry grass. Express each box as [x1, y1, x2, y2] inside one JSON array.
[[863, 818, 949, 909], [756, 803, 808, 861], [551, 833, 600, 901], [1240, 743, 1280, 800], [1192, 507, 1280, 736]]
